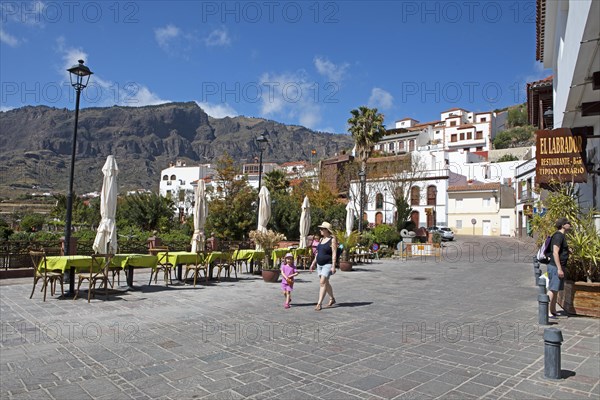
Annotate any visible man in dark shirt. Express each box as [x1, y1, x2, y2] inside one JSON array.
[[547, 217, 572, 317]]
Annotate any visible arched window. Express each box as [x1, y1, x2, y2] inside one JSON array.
[[427, 185, 437, 206], [162, 175, 169, 181], [375, 193, 384, 210], [170, 174, 176, 180], [411, 186, 420, 206]]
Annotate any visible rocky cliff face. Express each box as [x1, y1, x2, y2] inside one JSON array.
[[0, 102, 353, 197]]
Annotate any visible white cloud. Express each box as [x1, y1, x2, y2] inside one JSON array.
[[195, 101, 238, 118], [0, 106, 15, 112], [258, 71, 323, 130], [155, 24, 181, 51], [314, 56, 349, 82], [204, 28, 230, 47], [368, 87, 394, 110], [57, 38, 169, 107], [0, 28, 21, 47]]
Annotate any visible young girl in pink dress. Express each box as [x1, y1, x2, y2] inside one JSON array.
[[280, 253, 298, 309]]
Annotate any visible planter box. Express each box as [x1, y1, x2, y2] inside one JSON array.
[[558, 281, 600, 318]]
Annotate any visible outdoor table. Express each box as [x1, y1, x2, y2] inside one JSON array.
[[156, 251, 201, 281], [232, 249, 265, 273], [292, 247, 311, 268], [204, 251, 229, 279], [271, 248, 290, 267], [43, 256, 93, 297], [43, 255, 93, 273], [112, 254, 158, 290]]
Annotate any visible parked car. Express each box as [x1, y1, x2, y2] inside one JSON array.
[[427, 226, 455, 241], [438, 227, 455, 241]]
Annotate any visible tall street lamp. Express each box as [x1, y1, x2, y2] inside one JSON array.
[[256, 134, 269, 190], [433, 187, 438, 226], [358, 169, 366, 232], [65, 60, 93, 295]]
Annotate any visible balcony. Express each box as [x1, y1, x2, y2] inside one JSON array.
[[520, 190, 534, 202]]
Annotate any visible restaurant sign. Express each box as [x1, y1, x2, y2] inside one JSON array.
[[536, 128, 587, 184]]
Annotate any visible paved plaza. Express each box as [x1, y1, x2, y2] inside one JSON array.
[[1, 236, 599, 399]]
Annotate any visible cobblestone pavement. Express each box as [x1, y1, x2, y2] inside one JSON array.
[[1, 236, 598, 399]]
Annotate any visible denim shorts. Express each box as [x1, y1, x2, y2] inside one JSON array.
[[317, 263, 333, 278], [547, 263, 565, 291]]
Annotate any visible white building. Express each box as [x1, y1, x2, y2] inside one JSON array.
[[447, 182, 516, 236], [514, 150, 539, 238], [537, 0, 600, 213], [348, 152, 451, 228], [376, 107, 502, 155], [158, 160, 216, 218], [242, 162, 280, 189]]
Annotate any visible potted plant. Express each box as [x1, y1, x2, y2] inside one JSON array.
[[333, 229, 360, 271], [249, 229, 286, 282]]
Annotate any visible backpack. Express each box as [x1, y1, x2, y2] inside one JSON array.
[[536, 235, 553, 264]]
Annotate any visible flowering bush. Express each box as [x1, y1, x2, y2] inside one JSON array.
[[249, 229, 286, 269], [249, 229, 286, 250]]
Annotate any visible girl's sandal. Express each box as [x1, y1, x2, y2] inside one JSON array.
[[327, 298, 336, 307], [315, 303, 322, 311]]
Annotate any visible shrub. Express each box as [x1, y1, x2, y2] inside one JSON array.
[[372, 224, 400, 247]]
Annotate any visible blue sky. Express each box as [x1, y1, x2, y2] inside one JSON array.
[[1, 0, 550, 133]]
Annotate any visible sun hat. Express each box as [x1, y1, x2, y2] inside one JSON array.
[[318, 221, 333, 233], [285, 252, 294, 259]]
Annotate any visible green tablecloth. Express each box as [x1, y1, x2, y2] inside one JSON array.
[[204, 251, 229, 265], [292, 247, 311, 258], [157, 251, 200, 267], [112, 254, 158, 269], [232, 249, 265, 262], [271, 248, 290, 262], [43, 256, 93, 273]]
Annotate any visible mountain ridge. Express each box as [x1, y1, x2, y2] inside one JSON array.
[[0, 102, 354, 198]]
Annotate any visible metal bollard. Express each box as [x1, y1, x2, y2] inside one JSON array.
[[538, 277, 547, 295], [533, 256, 541, 284], [538, 293, 550, 325], [543, 328, 563, 379]]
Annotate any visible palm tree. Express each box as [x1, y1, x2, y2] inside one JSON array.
[[263, 169, 289, 193], [347, 106, 386, 232]]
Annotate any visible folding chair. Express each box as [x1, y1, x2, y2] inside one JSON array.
[[215, 251, 237, 281], [74, 254, 112, 303], [149, 246, 173, 286], [29, 250, 64, 302], [184, 251, 208, 287]]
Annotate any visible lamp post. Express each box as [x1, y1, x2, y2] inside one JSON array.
[[256, 133, 269, 190], [383, 188, 388, 224], [65, 60, 93, 296], [433, 187, 438, 226], [543, 108, 553, 129], [358, 168, 366, 233]]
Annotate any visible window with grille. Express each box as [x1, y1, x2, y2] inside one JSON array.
[[411, 186, 420, 206], [376, 193, 383, 209], [427, 186, 437, 206]]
